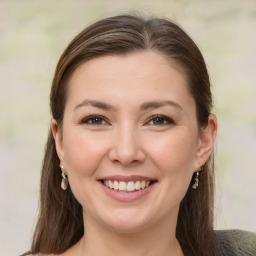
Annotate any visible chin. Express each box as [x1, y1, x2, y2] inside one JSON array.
[[104, 220, 150, 234], [95, 207, 160, 234]]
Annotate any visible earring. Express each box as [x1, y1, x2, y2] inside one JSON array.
[[60, 166, 69, 190], [192, 171, 199, 189], [192, 166, 203, 189]]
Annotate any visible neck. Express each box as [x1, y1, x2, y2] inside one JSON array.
[[73, 211, 183, 256]]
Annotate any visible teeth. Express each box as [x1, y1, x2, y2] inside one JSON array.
[[119, 181, 126, 191], [109, 180, 114, 189], [103, 180, 152, 192], [127, 181, 134, 191], [135, 181, 141, 190], [113, 180, 119, 190]]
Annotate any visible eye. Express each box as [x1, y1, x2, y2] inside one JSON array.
[[147, 115, 175, 126], [80, 115, 109, 125]]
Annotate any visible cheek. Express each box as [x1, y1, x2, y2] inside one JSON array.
[[62, 131, 107, 177], [148, 130, 197, 174], [61, 132, 109, 208], [147, 131, 197, 200]]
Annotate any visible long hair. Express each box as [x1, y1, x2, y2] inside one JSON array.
[[29, 13, 216, 256]]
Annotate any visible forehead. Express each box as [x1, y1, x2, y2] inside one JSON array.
[[71, 51, 186, 82], [65, 51, 195, 112]]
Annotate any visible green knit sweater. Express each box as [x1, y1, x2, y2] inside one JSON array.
[[215, 229, 256, 255]]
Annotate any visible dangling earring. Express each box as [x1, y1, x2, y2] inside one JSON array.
[[60, 166, 69, 190], [192, 166, 203, 189], [192, 172, 199, 189]]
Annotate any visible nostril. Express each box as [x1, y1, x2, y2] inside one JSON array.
[[108, 147, 146, 166]]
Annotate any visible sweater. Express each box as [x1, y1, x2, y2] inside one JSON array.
[[215, 229, 256, 255]]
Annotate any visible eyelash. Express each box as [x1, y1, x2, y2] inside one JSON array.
[[80, 115, 175, 126], [147, 115, 175, 126], [80, 115, 108, 125]]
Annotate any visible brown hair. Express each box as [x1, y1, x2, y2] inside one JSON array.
[[29, 13, 216, 256]]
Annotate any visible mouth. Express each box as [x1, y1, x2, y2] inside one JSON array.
[[99, 175, 157, 201], [100, 179, 157, 192]]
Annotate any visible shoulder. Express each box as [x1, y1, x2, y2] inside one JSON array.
[[214, 229, 256, 255]]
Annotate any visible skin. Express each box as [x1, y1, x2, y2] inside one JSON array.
[[52, 51, 217, 256]]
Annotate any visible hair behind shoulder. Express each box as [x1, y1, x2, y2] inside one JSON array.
[[29, 13, 217, 256]]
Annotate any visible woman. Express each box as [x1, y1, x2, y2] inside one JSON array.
[[24, 14, 256, 256]]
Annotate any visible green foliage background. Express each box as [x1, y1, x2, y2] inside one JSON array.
[[0, 0, 255, 255]]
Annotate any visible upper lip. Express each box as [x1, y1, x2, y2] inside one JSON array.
[[99, 175, 157, 182]]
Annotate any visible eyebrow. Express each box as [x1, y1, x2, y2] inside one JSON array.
[[73, 100, 115, 111], [73, 99, 183, 111], [140, 100, 183, 111]]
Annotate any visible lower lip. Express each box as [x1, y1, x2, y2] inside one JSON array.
[[100, 182, 156, 202]]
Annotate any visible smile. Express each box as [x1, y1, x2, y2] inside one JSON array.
[[102, 180, 154, 192], [99, 175, 157, 201]]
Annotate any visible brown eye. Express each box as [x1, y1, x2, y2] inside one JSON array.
[[81, 115, 108, 125], [148, 115, 175, 126]]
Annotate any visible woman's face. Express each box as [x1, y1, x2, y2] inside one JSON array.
[[53, 51, 214, 232]]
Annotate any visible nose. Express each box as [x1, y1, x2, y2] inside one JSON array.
[[108, 125, 146, 166]]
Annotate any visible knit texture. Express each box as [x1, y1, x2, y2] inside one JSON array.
[[215, 229, 256, 256]]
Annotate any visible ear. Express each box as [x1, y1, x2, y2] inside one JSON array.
[[194, 114, 217, 171], [51, 119, 64, 162]]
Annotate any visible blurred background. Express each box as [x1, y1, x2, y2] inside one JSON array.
[[0, 0, 255, 255]]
